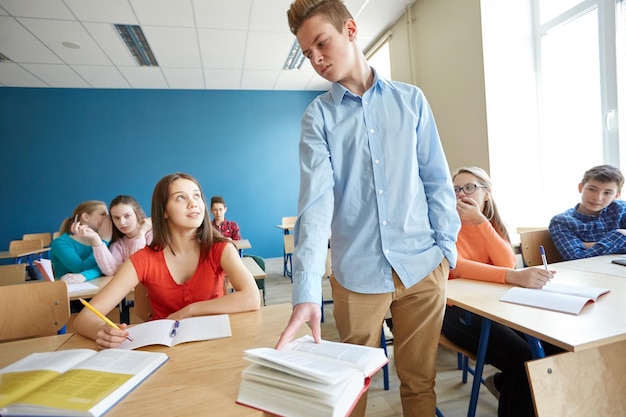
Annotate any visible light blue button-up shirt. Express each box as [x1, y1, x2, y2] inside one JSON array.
[[292, 70, 460, 305]]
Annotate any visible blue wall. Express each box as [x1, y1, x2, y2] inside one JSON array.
[[0, 88, 321, 259]]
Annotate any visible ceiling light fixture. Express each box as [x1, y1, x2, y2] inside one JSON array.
[[62, 41, 81, 49], [283, 39, 305, 71], [114, 24, 158, 67]]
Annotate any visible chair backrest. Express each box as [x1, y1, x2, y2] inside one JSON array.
[[23, 232, 52, 247], [52, 231, 61, 240], [519, 229, 563, 267], [9, 239, 43, 255], [283, 234, 295, 255], [0, 280, 70, 341], [133, 283, 153, 323], [0, 264, 27, 286], [281, 216, 297, 228]]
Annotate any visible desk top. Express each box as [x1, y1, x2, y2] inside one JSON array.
[[68, 276, 113, 300], [447, 266, 626, 352], [233, 239, 251, 251], [552, 254, 626, 278], [241, 257, 266, 279], [0, 247, 50, 260], [6, 304, 303, 417], [275, 224, 294, 231]]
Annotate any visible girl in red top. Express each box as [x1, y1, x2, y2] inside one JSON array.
[[75, 173, 260, 349]]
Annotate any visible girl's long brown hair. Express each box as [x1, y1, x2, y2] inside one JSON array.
[[149, 173, 230, 259], [59, 200, 106, 234]]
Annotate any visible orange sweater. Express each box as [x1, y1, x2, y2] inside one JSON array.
[[449, 221, 516, 283]]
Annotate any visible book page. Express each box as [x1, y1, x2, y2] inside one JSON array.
[[283, 336, 388, 376], [67, 282, 99, 294], [119, 314, 231, 349], [500, 287, 592, 315], [541, 282, 610, 301], [4, 350, 168, 416], [0, 350, 96, 408]]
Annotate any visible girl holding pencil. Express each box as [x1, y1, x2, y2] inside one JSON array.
[[74, 173, 260, 349]]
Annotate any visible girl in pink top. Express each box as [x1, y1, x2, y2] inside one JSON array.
[[94, 195, 153, 276], [74, 173, 261, 349]]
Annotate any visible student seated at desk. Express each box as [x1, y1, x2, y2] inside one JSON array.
[[210, 195, 241, 240], [443, 167, 560, 417], [74, 173, 260, 350], [76, 195, 153, 276], [549, 164, 626, 260], [50, 200, 111, 283]]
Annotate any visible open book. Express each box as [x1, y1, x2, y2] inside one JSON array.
[[0, 348, 167, 417], [500, 282, 610, 315], [34, 259, 99, 294], [236, 335, 389, 417], [119, 314, 231, 350]]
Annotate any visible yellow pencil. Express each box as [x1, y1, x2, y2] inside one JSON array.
[[79, 298, 133, 342]]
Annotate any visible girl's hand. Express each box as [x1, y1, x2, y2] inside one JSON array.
[[61, 273, 86, 284], [138, 218, 152, 237], [456, 197, 486, 226], [167, 304, 193, 321], [71, 221, 103, 246], [505, 268, 555, 289], [98, 216, 113, 242], [95, 323, 130, 350]]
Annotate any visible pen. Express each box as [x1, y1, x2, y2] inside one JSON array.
[[79, 298, 133, 342], [170, 320, 180, 338], [539, 245, 549, 271]]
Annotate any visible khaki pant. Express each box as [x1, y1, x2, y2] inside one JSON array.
[[330, 259, 448, 417]]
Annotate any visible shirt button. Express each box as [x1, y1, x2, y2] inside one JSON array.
[[378, 189, 384, 194], [382, 221, 387, 226], [374, 159, 380, 164], [385, 249, 390, 254], [370, 129, 375, 134]]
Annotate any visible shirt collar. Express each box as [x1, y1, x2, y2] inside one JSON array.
[[328, 67, 392, 106]]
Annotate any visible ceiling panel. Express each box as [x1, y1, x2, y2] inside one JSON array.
[[0, 0, 411, 90]]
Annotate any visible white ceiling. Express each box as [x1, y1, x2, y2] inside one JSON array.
[[0, 0, 409, 91]]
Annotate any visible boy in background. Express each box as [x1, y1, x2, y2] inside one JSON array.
[[549, 164, 626, 260], [277, 1, 460, 415], [210, 196, 241, 240]]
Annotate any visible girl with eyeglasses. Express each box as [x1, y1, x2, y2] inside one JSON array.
[[443, 166, 560, 417]]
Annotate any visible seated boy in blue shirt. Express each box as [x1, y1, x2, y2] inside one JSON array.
[[549, 164, 626, 260]]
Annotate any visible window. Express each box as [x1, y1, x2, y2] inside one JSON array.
[[366, 33, 391, 80]]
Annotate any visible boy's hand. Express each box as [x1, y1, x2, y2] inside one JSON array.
[[275, 302, 321, 350]]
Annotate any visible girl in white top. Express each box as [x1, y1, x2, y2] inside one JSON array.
[[73, 195, 152, 276]]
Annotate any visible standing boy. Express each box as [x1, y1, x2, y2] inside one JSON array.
[[210, 196, 241, 240], [550, 164, 626, 260], [277, 1, 460, 415]]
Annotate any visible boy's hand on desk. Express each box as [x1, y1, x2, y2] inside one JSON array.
[[505, 268, 555, 289], [96, 323, 129, 350], [275, 302, 321, 350]]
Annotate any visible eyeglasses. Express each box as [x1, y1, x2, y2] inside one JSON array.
[[454, 183, 487, 195]]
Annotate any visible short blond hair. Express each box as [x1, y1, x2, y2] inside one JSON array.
[[287, 0, 353, 35]]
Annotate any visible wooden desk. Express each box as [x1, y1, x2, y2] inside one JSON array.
[[275, 224, 294, 234], [233, 239, 251, 257], [1, 304, 304, 417], [242, 256, 267, 305], [67, 276, 113, 300], [0, 247, 50, 266], [0, 333, 73, 368], [447, 265, 626, 416], [551, 254, 626, 278]]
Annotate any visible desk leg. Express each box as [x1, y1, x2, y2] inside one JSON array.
[[119, 297, 130, 324], [468, 318, 492, 417], [525, 334, 546, 359]]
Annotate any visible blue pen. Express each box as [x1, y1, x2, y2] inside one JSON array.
[[170, 320, 180, 337], [539, 246, 549, 271]]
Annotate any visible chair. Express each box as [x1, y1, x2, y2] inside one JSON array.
[[9, 239, 43, 254], [132, 283, 153, 323], [519, 229, 563, 267], [23, 232, 52, 247], [53, 231, 61, 240], [0, 280, 70, 341], [0, 264, 27, 286], [283, 233, 294, 280]]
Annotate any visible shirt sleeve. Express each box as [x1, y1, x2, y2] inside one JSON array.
[[93, 243, 121, 276], [550, 215, 626, 260], [51, 236, 102, 279], [292, 107, 335, 306], [231, 221, 242, 240], [414, 90, 460, 268]]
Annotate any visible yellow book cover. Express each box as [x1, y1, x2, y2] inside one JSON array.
[[0, 349, 167, 417]]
